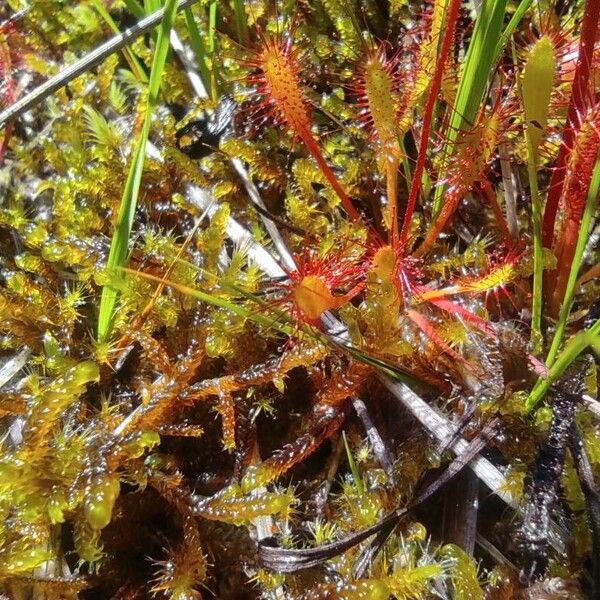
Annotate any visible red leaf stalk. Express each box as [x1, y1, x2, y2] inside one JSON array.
[[397, 0, 462, 254]]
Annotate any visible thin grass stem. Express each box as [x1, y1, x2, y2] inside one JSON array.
[[90, 0, 148, 83], [526, 319, 600, 413], [184, 7, 218, 101]]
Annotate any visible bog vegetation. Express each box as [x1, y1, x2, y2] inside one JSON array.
[[1, 0, 600, 597]]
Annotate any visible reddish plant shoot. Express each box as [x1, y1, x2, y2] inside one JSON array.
[[548, 104, 600, 316], [274, 247, 367, 327], [541, 0, 600, 250], [415, 101, 509, 258], [244, 32, 363, 222], [397, 0, 462, 254]]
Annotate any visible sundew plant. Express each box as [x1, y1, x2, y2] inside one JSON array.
[[1, 0, 600, 597]]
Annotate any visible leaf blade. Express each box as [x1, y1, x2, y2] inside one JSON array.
[[97, 0, 180, 341]]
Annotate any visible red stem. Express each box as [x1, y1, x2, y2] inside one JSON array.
[[549, 216, 580, 316], [481, 180, 513, 248], [397, 0, 462, 255], [298, 125, 363, 223], [413, 186, 461, 258], [540, 0, 600, 249]]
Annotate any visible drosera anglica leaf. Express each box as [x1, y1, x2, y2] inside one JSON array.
[[521, 36, 556, 165]]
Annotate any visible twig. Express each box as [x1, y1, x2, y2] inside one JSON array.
[[0, 0, 199, 129], [353, 417, 497, 578], [443, 469, 478, 555], [382, 377, 566, 555], [351, 396, 395, 483], [259, 417, 499, 574], [0, 347, 30, 388]]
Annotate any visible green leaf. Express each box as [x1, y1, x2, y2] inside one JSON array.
[[97, 0, 179, 342], [432, 0, 508, 213], [232, 0, 249, 44], [493, 0, 533, 59], [184, 7, 219, 101], [342, 431, 364, 496]]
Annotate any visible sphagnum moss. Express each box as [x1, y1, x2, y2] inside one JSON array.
[[0, 0, 599, 598]]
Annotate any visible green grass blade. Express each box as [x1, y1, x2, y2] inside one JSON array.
[[494, 0, 532, 60], [184, 7, 219, 101], [232, 0, 249, 44], [90, 0, 148, 83], [342, 431, 364, 496], [208, 0, 217, 53], [545, 155, 600, 367], [451, 0, 508, 129], [145, 0, 162, 15], [123, 0, 146, 19], [97, 0, 180, 342], [432, 0, 508, 213], [526, 318, 600, 413], [122, 259, 325, 344]]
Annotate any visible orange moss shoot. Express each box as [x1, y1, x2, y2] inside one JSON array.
[[216, 390, 236, 451], [181, 344, 327, 404], [240, 363, 370, 492]]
